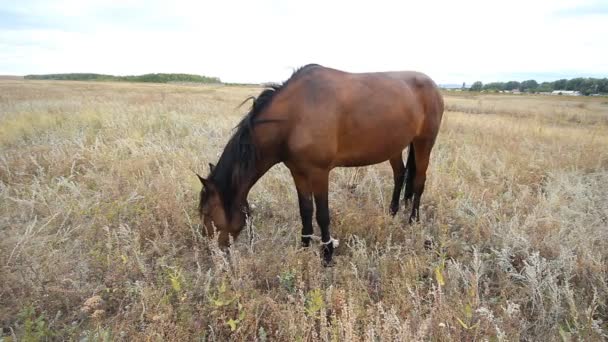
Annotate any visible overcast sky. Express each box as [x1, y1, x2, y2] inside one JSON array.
[[1, 0, 607, 84]]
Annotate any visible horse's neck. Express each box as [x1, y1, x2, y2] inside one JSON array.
[[232, 179, 253, 211], [231, 153, 280, 212], [229, 125, 284, 214], [239, 161, 276, 199]]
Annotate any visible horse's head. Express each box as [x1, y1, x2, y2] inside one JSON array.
[[197, 164, 247, 247]]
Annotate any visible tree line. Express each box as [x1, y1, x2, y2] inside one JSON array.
[[24, 73, 221, 84], [468, 77, 608, 95]]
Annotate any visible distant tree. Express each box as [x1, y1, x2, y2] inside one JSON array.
[[565, 78, 585, 91], [553, 79, 568, 90], [537, 82, 553, 92], [504, 81, 520, 91], [598, 78, 608, 93], [470, 81, 483, 92], [483, 82, 505, 91], [24, 73, 221, 84], [579, 78, 597, 95], [520, 80, 538, 92], [23, 73, 605, 95]]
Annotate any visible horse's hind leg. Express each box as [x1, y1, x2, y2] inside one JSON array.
[[403, 142, 416, 204], [409, 139, 433, 224], [389, 154, 406, 216]]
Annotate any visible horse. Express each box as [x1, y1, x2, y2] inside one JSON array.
[[197, 64, 444, 265]]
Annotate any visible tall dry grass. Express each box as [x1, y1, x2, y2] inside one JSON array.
[[1, 80, 607, 341]]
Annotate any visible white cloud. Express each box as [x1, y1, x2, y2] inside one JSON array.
[[1, 0, 606, 83]]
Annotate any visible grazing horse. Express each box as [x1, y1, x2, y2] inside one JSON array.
[[198, 64, 444, 265]]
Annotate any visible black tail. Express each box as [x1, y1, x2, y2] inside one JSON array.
[[404, 143, 416, 202]]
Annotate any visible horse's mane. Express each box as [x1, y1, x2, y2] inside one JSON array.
[[207, 64, 321, 212]]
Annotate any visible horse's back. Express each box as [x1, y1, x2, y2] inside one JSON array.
[[309, 67, 443, 129], [356, 69, 443, 123], [275, 66, 444, 168]]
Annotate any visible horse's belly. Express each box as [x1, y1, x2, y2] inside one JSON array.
[[286, 104, 421, 169], [330, 98, 422, 167], [333, 131, 412, 167]]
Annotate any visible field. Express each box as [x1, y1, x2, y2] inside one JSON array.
[[1, 79, 607, 341]]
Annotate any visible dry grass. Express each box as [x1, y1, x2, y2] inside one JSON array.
[[1, 80, 607, 341]]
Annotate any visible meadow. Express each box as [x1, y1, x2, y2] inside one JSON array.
[[1, 79, 607, 341]]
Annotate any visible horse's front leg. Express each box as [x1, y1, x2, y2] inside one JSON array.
[[291, 171, 314, 247], [297, 191, 314, 247], [311, 170, 337, 266]]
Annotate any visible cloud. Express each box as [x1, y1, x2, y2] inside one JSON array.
[[0, 0, 606, 83], [554, 0, 608, 17], [0, 9, 53, 30]]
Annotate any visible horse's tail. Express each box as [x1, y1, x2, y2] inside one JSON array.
[[404, 142, 416, 201]]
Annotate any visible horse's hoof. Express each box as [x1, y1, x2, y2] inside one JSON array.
[[321, 243, 334, 266], [424, 239, 434, 250], [322, 258, 335, 267], [389, 206, 399, 217], [301, 238, 311, 247]]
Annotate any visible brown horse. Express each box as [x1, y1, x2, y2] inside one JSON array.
[[198, 64, 443, 265]]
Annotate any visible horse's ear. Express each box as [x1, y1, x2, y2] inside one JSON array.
[[196, 173, 207, 185], [197, 174, 217, 192], [208, 163, 215, 173]]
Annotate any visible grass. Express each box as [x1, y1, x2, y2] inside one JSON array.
[[1, 79, 607, 341]]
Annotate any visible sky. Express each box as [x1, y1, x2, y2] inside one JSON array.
[[1, 0, 607, 84]]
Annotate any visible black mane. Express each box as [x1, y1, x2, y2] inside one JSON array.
[[207, 64, 321, 212]]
